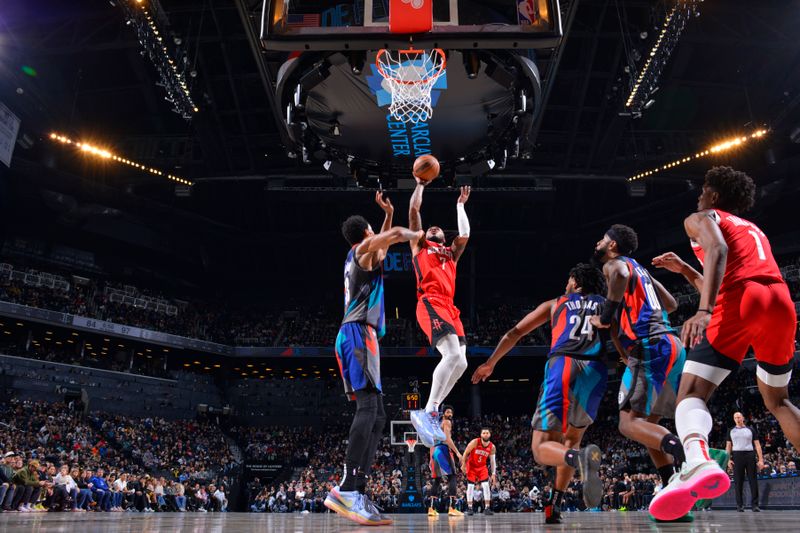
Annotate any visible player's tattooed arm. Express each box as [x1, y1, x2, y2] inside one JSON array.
[[652, 251, 704, 293], [451, 186, 471, 262], [472, 299, 555, 383], [408, 183, 425, 255], [681, 212, 728, 348]]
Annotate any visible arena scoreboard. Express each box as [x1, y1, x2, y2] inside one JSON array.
[[401, 392, 420, 411]]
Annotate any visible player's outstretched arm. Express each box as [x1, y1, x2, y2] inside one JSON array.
[[471, 299, 555, 383], [408, 183, 425, 255], [652, 251, 704, 292], [590, 260, 628, 329], [356, 227, 424, 270], [680, 212, 728, 348], [451, 186, 471, 262]]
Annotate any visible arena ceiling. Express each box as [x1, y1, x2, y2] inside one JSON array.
[[2, 0, 800, 248]]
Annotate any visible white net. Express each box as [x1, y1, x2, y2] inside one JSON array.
[[376, 49, 446, 124]]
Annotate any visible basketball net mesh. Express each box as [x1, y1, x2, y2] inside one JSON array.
[[376, 49, 446, 124], [405, 438, 417, 453]]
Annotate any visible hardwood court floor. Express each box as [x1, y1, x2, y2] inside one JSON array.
[[0, 509, 788, 532]]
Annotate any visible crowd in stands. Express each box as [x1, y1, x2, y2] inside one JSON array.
[[243, 367, 799, 514], [3, 254, 799, 349], [0, 398, 238, 513]]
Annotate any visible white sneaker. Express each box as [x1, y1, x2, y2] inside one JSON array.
[[649, 460, 730, 521]]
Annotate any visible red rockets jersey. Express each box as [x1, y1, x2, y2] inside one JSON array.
[[412, 240, 457, 301], [691, 210, 784, 294], [466, 439, 494, 473]]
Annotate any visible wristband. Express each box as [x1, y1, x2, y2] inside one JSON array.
[[599, 299, 621, 325], [698, 308, 713, 314]]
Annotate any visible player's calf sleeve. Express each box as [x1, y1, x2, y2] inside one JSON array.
[[448, 476, 457, 497], [427, 335, 465, 410], [342, 391, 379, 490], [466, 484, 474, 504], [675, 397, 713, 464], [481, 481, 491, 501]]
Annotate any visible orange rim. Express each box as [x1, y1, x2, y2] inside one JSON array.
[[375, 48, 446, 86]]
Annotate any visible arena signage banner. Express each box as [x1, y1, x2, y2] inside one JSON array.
[[713, 475, 800, 509]]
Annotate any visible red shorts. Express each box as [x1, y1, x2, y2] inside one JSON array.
[[416, 295, 465, 346], [466, 467, 489, 484], [688, 280, 796, 373]]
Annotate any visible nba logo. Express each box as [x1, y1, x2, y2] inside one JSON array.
[[517, 0, 537, 26]]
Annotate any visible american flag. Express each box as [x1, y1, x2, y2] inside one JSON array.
[[287, 13, 321, 28]]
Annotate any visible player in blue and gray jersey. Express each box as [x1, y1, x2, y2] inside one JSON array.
[[325, 192, 422, 527]]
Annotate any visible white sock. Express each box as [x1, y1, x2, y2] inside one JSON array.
[[675, 397, 713, 464], [425, 335, 468, 412]]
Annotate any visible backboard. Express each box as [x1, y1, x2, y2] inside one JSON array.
[[261, 0, 562, 51]]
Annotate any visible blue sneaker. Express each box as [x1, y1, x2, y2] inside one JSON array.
[[410, 409, 436, 447], [430, 410, 447, 444], [324, 487, 385, 526]]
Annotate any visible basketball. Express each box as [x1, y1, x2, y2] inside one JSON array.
[[413, 155, 440, 184]]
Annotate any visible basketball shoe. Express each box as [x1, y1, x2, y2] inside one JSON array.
[[410, 409, 446, 447], [649, 459, 730, 521], [579, 444, 603, 508], [323, 486, 384, 526]]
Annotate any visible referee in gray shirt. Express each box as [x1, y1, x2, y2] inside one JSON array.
[[725, 412, 764, 512]]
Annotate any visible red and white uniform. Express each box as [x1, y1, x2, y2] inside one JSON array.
[[412, 240, 465, 344], [690, 210, 796, 370], [465, 439, 494, 483]]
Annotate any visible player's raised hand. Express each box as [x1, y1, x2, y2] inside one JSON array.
[[375, 190, 393, 215], [471, 362, 494, 384], [457, 185, 471, 204], [652, 252, 686, 273]]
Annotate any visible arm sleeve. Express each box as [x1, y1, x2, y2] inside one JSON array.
[[456, 203, 470, 238], [490, 454, 497, 476]]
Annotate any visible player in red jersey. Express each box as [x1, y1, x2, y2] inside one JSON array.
[[649, 167, 800, 521], [407, 180, 472, 447], [461, 428, 497, 516]]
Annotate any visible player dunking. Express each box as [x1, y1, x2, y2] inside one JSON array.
[[472, 264, 607, 524], [648, 167, 800, 520], [324, 192, 423, 526], [461, 428, 496, 516], [427, 405, 464, 517], [589, 225, 689, 517], [407, 181, 472, 447]]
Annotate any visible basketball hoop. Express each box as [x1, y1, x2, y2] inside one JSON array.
[[376, 48, 446, 124], [405, 437, 418, 453]]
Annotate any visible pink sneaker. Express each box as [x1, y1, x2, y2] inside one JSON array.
[[649, 460, 730, 521]]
